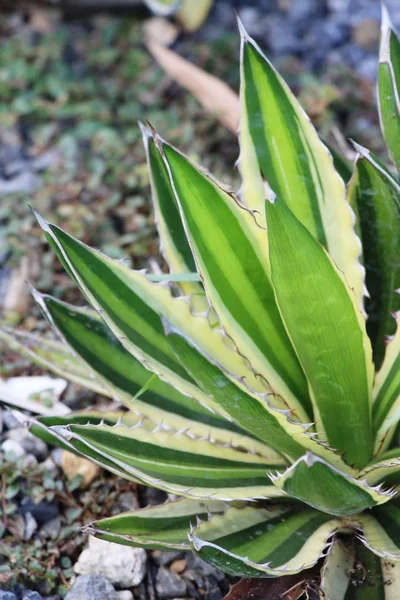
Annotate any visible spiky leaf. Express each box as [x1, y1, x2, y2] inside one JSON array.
[[271, 454, 393, 517], [166, 322, 357, 473], [373, 322, 400, 455], [35, 294, 274, 456], [0, 327, 106, 396], [141, 122, 198, 295], [85, 498, 226, 550], [266, 198, 373, 468], [238, 22, 363, 308], [158, 138, 311, 421], [52, 422, 285, 501], [348, 144, 400, 367], [358, 504, 400, 560], [190, 505, 339, 577], [378, 7, 400, 173]]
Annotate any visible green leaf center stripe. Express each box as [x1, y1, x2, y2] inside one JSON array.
[[239, 26, 364, 309], [369, 506, 400, 550], [64, 425, 281, 490], [94, 515, 197, 538], [31, 420, 144, 484], [49, 225, 191, 383], [348, 146, 400, 369], [266, 199, 373, 468], [373, 318, 400, 435], [207, 509, 331, 567], [271, 454, 393, 516], [146, 132, 196, 274], [191, 506, 339, 577], [373, 319, 400, 454], [87, 499, 227, 550], [166, 325, 308, 459], [379, 8, 400, 172], [243, 43, 327, 247], [374, 351, 400, 432], [161, 143, 310, 415], [167, 324, 361, 472]]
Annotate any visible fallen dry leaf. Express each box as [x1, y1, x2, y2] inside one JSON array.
[[176, 0, 213, 32], [223, 567, 321, 600], [143, 16, 178, 47], [147, 41, 240, 133]]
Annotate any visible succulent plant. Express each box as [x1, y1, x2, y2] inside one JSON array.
[[3, 7, 400, 598]]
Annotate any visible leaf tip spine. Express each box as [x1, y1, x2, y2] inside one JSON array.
[[31, 208, 52, 234]]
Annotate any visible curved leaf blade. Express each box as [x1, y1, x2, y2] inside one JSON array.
[[320, 539, 354, 600], [29, 416, 144, 483], [379, 7, 400, 173], [34, 213, 246, 422], [190, 505, 338, 577], [359, 448, 400, 487], [373, 318, 400, 455], [85, 498, 226, 550], [238, 22, 363, 308], [140, 122, 198, 295], [348, 144, 400, 368], [0, 327, 107, 397], [34, 212, 287, 420], [38, 294, 259, 442], [271, 454, 393, 517], [166, 321, 357, 473], [158, 137, 311, 422], [358, 505, 400, 560], [52, 422, 285, 501], [266, 198, 374, 468]]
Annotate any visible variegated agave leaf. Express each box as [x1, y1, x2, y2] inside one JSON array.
[[4, 6, 400, 595]]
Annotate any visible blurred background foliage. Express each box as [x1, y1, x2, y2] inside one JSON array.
[[0, 0, 385, 331]]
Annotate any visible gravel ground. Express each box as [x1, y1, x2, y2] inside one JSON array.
[[1, 0, 397, 597], [0, 405, 233, 599]]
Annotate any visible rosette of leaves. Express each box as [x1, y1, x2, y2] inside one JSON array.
[[3, 7, 400, 599]]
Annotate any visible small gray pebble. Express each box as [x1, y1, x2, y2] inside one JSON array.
[[65, 575, 118, 600], [24, 512, 38, 540], [50, 448, 63, 466], [1, 439, 25, 459], [156, 567, 187, 599], [8, 429, 48, 460], [0, 592, 18, 600], [22, 591, 44, 600], [20, 498, 59, 525], [114, 491, 138, 512], [188, 555, 225, 582], [39, 516, 61, 539], [40, 456, 57, 472], [205, 589, 223, 600], [2, 411, 20, 430]]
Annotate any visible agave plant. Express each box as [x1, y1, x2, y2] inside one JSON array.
[[3, 7, 400, 598]]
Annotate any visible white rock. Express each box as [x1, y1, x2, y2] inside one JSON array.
[[24, 512, 38, 540], [8, 427, 48, 459], [1, 439, 25, 459], [74, 536, 147, 588], [115, 592, 134, 600]]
